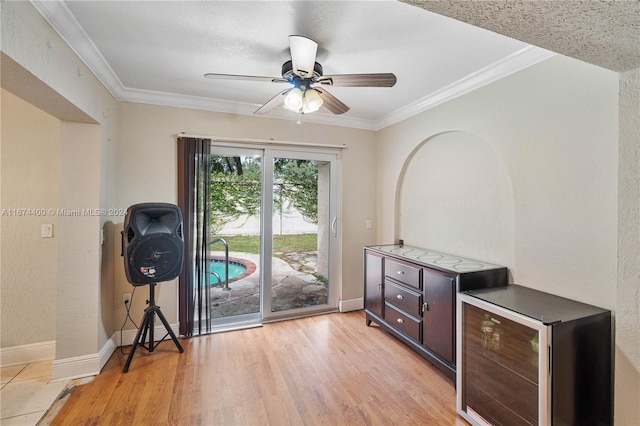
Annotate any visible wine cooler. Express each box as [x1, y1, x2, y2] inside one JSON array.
[[457, 285, 612, 426]]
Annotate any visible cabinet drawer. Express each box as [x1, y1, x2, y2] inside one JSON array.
[[385, 303, 422, 342], [385, 280, 422, 317], [385, 258, 421, 289]]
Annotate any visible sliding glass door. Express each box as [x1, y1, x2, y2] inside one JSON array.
[[262, 150, 338, 320], [207, 145, 338, 327], [206, 147, 263, 328]]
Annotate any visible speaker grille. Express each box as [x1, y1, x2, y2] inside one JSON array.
[[127, 234, 183, 284]]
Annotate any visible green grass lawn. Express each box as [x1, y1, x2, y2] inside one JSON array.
[[210, 233, 317, 255]]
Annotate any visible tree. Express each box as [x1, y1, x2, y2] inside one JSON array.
[[209, 155, 319, 234], [273, 158, 317, 223], [209, 155, 261, 233]]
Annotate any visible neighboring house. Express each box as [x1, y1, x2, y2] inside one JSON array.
[[1, 1, 638, 424]]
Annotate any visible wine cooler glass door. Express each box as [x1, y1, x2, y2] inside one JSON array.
[[457, 293, 550, 426]]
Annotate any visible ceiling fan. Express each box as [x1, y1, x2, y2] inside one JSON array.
[[204, 35, 397, 117]]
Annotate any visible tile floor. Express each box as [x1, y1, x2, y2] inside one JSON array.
[[0, 361, 70, 425]]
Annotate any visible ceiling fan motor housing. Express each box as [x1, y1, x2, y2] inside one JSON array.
[[205, 36, 394, 116], [282, 60, 324, 84]]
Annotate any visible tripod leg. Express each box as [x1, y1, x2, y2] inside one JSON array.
[[123, 310, 151, 373], [148, 307, 155, 351], [155, 307, 184, 353], [140, 311, 151, 351]]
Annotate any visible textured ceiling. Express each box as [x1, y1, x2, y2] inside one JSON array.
[[403, 0, 640, 72]]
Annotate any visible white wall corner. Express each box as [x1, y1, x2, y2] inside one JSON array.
[[50, 323, 181, 381], [50, 338, 116, 381], [99, 337, 117, 370], [0, 341, 56, 367], [339, 298, 364, 312]]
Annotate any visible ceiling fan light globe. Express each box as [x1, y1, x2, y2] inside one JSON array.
[[302, 89, 323, 113], [283, 103, 300, 113], [284, 88, 303, 110]]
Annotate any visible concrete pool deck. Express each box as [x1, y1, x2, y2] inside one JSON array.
[[204, 251, 326, 318]]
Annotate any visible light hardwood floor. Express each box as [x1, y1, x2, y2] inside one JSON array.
[[51, 311, 466, 425]]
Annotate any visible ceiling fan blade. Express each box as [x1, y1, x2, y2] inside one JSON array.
[[254, 89, 289, 115], [289, 35, 318, 78], [317, 73, 397, 87], [204, 73, 287, 84], [314, 88, 350, 115]]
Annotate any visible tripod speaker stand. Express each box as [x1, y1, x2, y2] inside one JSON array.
[[121, 203, 185, 373], [123, 282, 183, 372]]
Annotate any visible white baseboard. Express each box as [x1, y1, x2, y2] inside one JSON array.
[[99, 338, 117, 370], [51, 352, 102, 381], [4, 323, 179, 380], [339, 298, 364, 312], [0, 340, 56, 367]]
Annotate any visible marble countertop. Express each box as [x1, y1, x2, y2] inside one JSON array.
[[367, 244, 505, 273]]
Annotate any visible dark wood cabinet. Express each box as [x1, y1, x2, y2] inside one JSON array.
[[364, 244, 508, 381], [423, 268, 455, 364], [458, 285, 612, 426], [364, 251, 383, 319]]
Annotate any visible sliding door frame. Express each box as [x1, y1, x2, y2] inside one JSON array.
[[261, 148, 340, 321], [209, 140, 342, 324]]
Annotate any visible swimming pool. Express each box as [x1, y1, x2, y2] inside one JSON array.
[[209, 258, 247, 285]]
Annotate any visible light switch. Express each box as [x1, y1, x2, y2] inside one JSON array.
[[41, 224, 53, 238], [366, 219, 373, 229]]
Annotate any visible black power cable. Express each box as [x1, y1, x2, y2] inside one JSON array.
[[119, 287, 139, 355]]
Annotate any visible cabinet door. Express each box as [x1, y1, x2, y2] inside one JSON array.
[[461, 301, 539, 426], [423, 268, 455, 363], [364, 251, 384, 318]]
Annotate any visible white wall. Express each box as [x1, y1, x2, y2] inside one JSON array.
[[113, 102, 377, 330], [0, 89, 59, 347], [54, 123, 102, 361], [1, 1, 109, 123], [377, 55, 618, 306], [376, 54, 640, 423], [398, 131, 514, 269], [1, 1, 118, 375]]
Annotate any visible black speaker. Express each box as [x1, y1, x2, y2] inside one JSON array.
[[122, 203, 184, 285]]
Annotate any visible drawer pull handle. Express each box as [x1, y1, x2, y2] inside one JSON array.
[[396, 271, 405, 275], [396, 294, 404, 300], [396, 318, 404, 324]]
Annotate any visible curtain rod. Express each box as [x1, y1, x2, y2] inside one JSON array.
[[177, 133, 348, 150]]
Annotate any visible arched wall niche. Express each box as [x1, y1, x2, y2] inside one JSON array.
[[395, 131, 515, 269]]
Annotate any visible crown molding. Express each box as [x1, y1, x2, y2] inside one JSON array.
[[30, 0, 125, 99], [374, 46, 556, 130], [31, 0, 554, 131], [119, 86, 377, 130]]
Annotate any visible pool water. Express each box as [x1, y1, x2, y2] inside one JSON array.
[[209, 259, 247, 284]]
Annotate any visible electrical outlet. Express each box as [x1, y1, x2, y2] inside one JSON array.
[[123, 293, 132, 305], [41, 224, 53, 238]]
